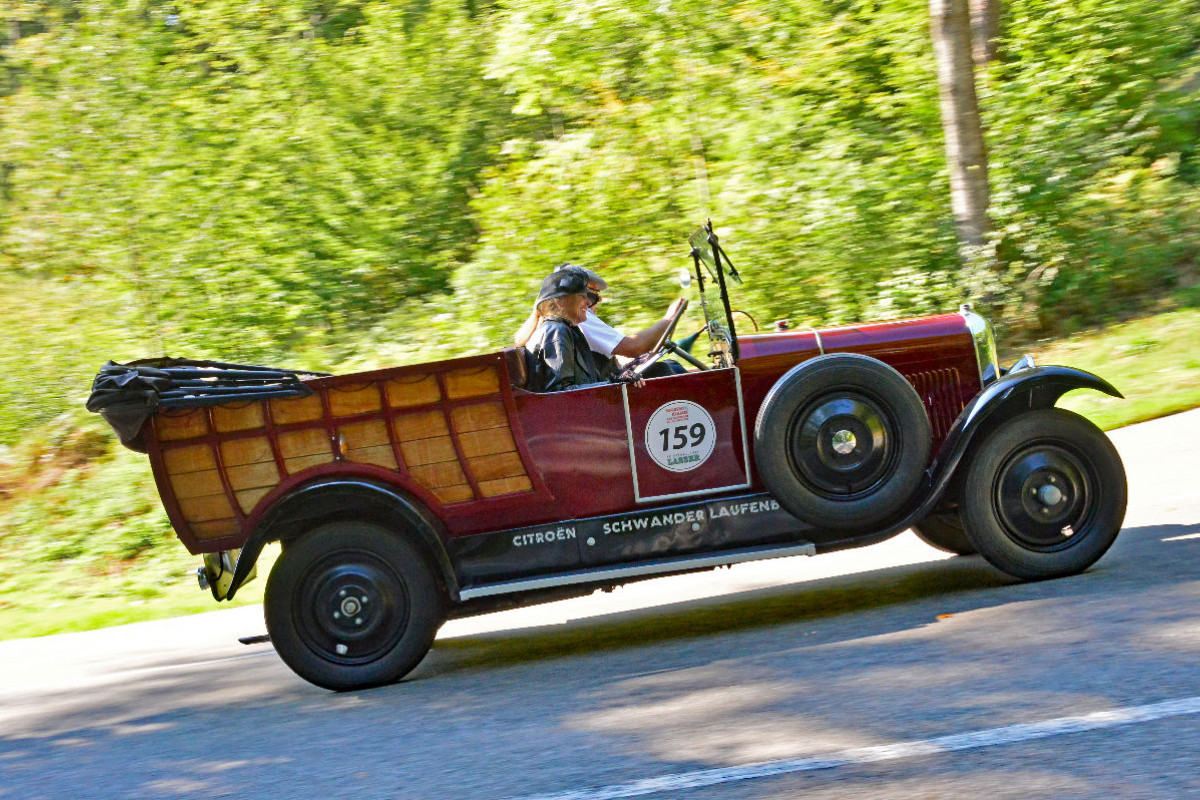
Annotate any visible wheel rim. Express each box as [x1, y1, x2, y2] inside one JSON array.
[[295, 549, 410, 666], [787, 391, 899, 499], [992, 442, 1094, 550]]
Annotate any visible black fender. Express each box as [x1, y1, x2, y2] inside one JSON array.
[[813, 363, 1121, 554], [924, 363, 1123, 509], [225, 479, 459, 602]]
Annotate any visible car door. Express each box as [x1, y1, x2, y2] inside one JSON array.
[[624, 366, 750, 502], [579, 366, 752, 565]]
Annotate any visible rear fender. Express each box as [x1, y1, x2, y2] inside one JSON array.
[[924, 364, 1123, 506], [225, 479, 458, 602]]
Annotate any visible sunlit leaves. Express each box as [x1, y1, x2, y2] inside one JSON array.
[[1, 0, 1198, 441]]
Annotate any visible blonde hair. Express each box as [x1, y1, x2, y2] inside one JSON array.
[[514, 310, 541, 347], [515, 297, 578, 347], [537, 297, 571, 319]]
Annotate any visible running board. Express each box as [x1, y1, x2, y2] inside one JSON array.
[[458, 541, 817, 601]]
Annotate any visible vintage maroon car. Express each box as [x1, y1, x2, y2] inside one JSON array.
[[90, 223, 1127, 690]]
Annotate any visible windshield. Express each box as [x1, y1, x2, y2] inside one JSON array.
[[688, 226, 718, 280]]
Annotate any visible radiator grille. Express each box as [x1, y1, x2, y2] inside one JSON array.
[[904, 368, 965, 442]]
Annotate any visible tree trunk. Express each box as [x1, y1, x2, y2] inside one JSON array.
[[929, 0, 990, 250], [969, 0, 1000, 68]]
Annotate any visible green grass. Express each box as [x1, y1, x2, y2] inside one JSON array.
[[0, 528, 279, 640], [0, 441, 278, 641], [0, 562, 272, 640], [1, 307, 1198, 642], [1003, 307, 1200, 431]]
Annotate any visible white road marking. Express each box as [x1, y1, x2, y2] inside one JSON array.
[[1163, 532, 1200, 542], [507, 696, 1200, 800]]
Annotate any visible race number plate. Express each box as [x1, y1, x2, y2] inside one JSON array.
[[643, 400, 718, 473]]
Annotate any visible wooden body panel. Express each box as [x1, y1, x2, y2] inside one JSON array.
[[147, 354, 548, 554]]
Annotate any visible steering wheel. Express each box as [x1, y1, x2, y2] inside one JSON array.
[[622, 298, 689, 378]]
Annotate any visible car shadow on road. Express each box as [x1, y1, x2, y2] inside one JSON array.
[[2, 524, 1196, 800], [421, 522, 1200, 678], [3, 525, 1195, 800]]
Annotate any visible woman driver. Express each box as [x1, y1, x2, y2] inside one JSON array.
[[516, 264, 687, 379]]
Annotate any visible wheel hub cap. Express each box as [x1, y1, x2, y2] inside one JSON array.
[[831, 429, 857, 455], [996, 445, 1091, 548], [789, 393, 895, 498], [297, 554, 409, 665], [1037, 484, 1064, 507], [321, 578, 382, 638]]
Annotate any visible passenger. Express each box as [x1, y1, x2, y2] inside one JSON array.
[[515, 264, 687, 378]]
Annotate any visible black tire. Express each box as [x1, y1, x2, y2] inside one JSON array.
[[960, 408, 1126, 581], [912, 511, 977, 556], [264, 521, 443, 690], [754, 353, 932, 532]]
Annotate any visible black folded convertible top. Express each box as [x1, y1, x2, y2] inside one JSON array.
[[87, 358, 329, 452]]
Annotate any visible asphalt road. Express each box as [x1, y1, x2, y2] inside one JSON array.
[[2, 410, 1198, 800]]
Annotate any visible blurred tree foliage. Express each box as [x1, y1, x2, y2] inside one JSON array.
[[1, 0, 1199, 446]]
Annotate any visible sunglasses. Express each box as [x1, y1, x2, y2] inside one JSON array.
[[585, 290, 601, 308]]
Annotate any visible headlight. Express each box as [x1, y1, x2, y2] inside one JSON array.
[[960, 304, 999, 385]]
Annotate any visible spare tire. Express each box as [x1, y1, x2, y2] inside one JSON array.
[[754, 353, 932, 532]]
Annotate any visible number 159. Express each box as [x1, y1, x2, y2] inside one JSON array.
[[659, 423, 706, 451]]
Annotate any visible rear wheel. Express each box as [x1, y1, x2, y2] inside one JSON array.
[[960, 408, 1126, 580], [754, 354, 932, 532], [912, 511, 976, 556], [265, 521, 443, 690]]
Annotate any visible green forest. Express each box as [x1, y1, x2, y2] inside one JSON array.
[[1, 0, 1198, 630]]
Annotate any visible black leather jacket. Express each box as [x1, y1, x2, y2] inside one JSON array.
[[527, 317, 604, 392]]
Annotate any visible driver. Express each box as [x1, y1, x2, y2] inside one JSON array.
[[525, 268, 645, 393], [515, 264, 687, 379]]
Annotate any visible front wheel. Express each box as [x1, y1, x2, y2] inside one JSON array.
[[265, 521, 443, 690], [960, 408, 1126, 581]]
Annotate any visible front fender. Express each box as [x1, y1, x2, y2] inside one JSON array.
[[924, 363, 1123, 505], [225, 478, 458, 602], [808, 363, 1121, 555]]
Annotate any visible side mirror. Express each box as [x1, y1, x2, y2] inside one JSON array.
[[677, 268, 692, 289]]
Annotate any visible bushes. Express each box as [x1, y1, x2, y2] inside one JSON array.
[[1, 0, 1199, 634], [0, 0, 1198, 509], [979, 0, 1200, 331], [1, 0, 1197, 425]]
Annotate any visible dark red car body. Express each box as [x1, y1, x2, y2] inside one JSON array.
[[98, 227, 1126, 690], [146, 313, 980, 601]]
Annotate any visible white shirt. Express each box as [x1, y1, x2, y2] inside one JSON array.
[[579, 310, 625, 358]]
